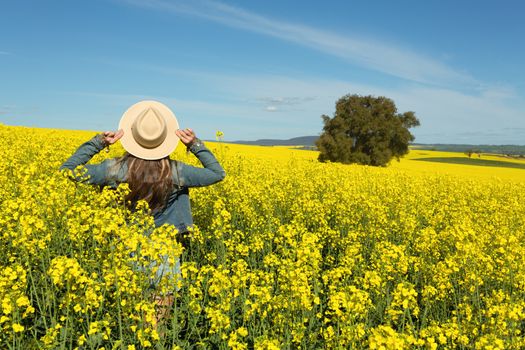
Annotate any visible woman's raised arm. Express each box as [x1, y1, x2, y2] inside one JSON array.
[[173, 129, 226, 187]]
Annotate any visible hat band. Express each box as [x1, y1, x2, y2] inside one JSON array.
[[131, 107, 168, 149]]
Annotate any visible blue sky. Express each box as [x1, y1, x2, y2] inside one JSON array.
[[1, 0, 524, 144]]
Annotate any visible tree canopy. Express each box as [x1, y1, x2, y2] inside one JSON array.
[[316, 94, 420, 166]]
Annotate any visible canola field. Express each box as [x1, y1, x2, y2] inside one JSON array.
[[1, 124, 525, 349]]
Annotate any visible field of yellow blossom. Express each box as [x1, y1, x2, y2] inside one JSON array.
[[1, 123, 525, 349]]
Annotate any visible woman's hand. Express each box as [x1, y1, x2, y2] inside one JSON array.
[[176, 128, 197, 147], [101, 129, 124, 146]]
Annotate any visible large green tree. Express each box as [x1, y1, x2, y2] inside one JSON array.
[[316, 94, 420, 166]]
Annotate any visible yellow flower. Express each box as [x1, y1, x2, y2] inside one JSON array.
[[12, 323, 24, 333]]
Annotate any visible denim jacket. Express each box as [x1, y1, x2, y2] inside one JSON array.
[[60, 135, 226, 232]]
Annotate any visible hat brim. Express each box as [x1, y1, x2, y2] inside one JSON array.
[[118, 100, 180, 160]]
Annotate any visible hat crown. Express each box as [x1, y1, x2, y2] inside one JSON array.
[[131, 107, 167, 149], [119, 100, 179, 160]]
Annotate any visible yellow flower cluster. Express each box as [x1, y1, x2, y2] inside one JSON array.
[[1, 124, 524, 349], [0, 264, 35, 338]]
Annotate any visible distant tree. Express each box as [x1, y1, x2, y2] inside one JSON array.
[[316, 94, 420, 166], [465, 149, 474, 158]]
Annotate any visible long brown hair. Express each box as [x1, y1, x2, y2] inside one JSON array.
[[118, 153, 174, 213]]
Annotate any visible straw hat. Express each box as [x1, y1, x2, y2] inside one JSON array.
[[118, 100, 180, 160]]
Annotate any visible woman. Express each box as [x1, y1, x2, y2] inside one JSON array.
[[60, 100, 225, 323]]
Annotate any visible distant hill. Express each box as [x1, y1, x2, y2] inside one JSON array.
[[227, 136, 525, 156], [412, 143, 525, 156], [230, 136, 318, 146]]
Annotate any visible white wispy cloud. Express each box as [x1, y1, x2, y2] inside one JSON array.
[[0, 104, 16, 115], [256, 97, 316, 106], [116, 0, 477, 88], [0, 51, 12, 55], [255, 96, 316, 113], [61, 90, 242, 115]]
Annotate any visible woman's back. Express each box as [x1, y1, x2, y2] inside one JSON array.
[[60, 135, 225, 233]]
